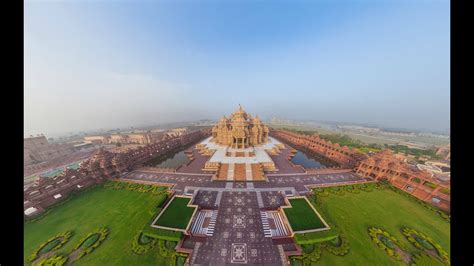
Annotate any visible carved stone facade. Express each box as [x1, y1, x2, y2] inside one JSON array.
[[24, 130, 209, 218], [211, 105, 269, 148], [84, 131, 166, 145], [355, 149, 450, 212]]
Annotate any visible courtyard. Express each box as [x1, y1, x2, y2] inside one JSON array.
[[24, 128, 449, 265]]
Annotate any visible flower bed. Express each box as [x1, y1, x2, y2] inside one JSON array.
[[131, 230, 158, 255], [28, 231, 73, 262], [401, 227, 450, 264], [33, 255, 68, 266], [70, 227, 109, 261], [368, 227, 404, 261]]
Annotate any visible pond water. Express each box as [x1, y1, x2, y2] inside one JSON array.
[[291, 150, 326, 168], [151, 150, 190, 168]]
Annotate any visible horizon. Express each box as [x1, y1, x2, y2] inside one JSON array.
[[25, 1, 450, 138]]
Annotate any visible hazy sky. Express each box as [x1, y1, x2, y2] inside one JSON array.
[[25, 0, 450, 137]]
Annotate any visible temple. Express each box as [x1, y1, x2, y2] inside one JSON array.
[[211, 105, 269, 148]]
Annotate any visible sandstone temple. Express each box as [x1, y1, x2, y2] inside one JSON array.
[[211, 105, 269, 148]]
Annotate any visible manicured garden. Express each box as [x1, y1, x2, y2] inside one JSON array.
[[154, 197, 195, 230], [284, 198, 327, 231], [24, 183, 182, 265], [291, 183, 450, 265]]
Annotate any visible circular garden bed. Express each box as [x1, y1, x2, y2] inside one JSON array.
[[68, 227, 109, 263], [401, 227, 450, 264], [368, 227, 409, 263], [28, 231, 73, 263]]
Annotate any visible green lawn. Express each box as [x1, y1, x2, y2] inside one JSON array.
[[284, 198, 326, 231], [154, 197, 195, 230], [314, 188, 450, 265], [24, 186, 174, 265]]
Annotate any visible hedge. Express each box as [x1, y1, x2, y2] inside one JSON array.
[[176, 255, 188, 266], [103, 180, 169, 196], [291, 243, 322, 263], [423, 181, 437, 189], [294, 228, 339, 245], [401, 227, 450, 264], [367, 227, 404, 261], [142, 227, 182, 242], [71, 227, 109, 261], [131, 230, 158, 255], [33, 255, 68, 266], [321, 233, 350, 256], [311, 182, 383, 206], [28, 231, 73, 262], [158, 240, 177, 258]]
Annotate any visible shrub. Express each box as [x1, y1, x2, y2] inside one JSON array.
[[401, 227, 449, 265], [176, 255, 188, 266], [72, 227, 109, 261], [131, 231, 158, 255], [158, 240, 177, 258], [33, 255, 68, 266], [293, 243, 322, 263], [103, 181, 169, 196], [322, 233, 350, 256], [423, 182, 437, 189], [81, 233, 100, 249], [368, 227, 404, 259], [301, 244, 315, 254], [294, 229, 339, 245]]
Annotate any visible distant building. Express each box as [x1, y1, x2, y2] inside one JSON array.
[[24, 135, 75, 166], [436, 145, 450, 161], [166, 128, 188, 138], [83, 131, 169, 145], [355, 150, 450, 212]]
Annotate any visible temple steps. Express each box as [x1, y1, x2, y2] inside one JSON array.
[[216, 164, 229, 180], [234, 163, 246, 181], [260, 211, 272, 238], [267, 211, 290, 237]]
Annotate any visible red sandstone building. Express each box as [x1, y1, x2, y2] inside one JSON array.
[[24, 130, 209, 218], [271, 130, 367, 168], [271, 130, 450, 212], [355, 149, 450, 211]]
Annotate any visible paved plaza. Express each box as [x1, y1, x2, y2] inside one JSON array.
[[121, 168, 369, 265], [120, 136, 372, 265], [190, 191, 284, 265]]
